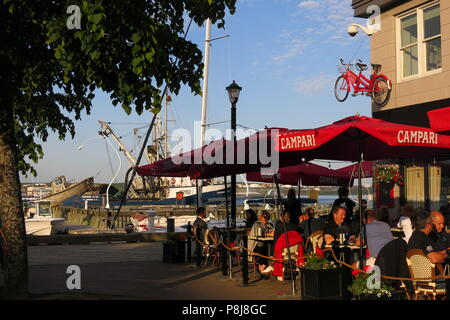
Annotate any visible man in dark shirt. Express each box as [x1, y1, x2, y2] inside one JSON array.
[[329, 186, 355, 224], [430, 211, 450, 252], [298, 207, 324, 239], [324, 206, 355, 245], [273, 209, 300, 244], [193, 207, 208, 267], [407, 210, 448, 264]]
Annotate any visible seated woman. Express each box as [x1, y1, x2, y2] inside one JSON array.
[[248, 210, 274, 276]]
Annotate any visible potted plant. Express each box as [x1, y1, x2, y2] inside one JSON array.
[[374, 166, 404, 187], [348, 269, 395, 300], [163, 233, 187, 263], [301, 252, 344, 300]]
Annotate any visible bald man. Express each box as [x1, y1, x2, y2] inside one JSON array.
[[431, 211, 450, 252]]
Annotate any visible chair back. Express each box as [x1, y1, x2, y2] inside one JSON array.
[[308, 230, 324, 253], [406, 249, 435, 282]]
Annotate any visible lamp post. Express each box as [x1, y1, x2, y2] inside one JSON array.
[[77, 135, 122, 210], [226, 80, 242, 230]]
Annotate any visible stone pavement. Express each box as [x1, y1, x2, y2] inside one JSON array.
[[28, 242, 300, 300]]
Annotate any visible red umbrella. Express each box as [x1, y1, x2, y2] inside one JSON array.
[[136, 128, 292, 179], [274, 115, 450, 267], [336, 161, 373, 179], [246, 162, 353, 186], [427, 107, 450, 134], [275, 115, 450, 161]]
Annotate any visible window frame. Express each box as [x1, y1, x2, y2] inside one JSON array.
[[396, 1, 442, 83]]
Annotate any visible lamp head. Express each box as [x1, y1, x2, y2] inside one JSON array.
[[226, 80, 242, 104]]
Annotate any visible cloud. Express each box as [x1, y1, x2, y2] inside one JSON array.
[[298, 1, 320, 9], [272, 38, 308, 63], [295, 73, 335, 94]]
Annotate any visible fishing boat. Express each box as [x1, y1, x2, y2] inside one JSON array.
[[25, 200, 66, 235]]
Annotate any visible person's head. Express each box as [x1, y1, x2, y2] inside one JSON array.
[[400, 204, 415, 218], [259, 210, 271, 225], [365, 210, 376, 224], [332, 206, 346, 226], [305, 207, 315, 219], [287, 188, 297, 203], [245, 209, 258, 224], [377, 207, 389, 224], [196, 207, 206, 219], [415, 210, 432, 234], [338, 186, 349, 198], [280, 209, 291, 223], [361, 199, 368, 210], [431, 211, 445, 234]]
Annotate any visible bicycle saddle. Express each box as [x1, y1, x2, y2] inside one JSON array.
[[356, 62, 368, 71]]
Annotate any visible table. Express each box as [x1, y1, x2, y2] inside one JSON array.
[[324, 244, 367, 264]]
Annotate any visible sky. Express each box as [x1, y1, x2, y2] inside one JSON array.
[[21, 0, 372, 184]]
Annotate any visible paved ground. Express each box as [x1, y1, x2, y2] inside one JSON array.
[[28, 242, 300, 300]]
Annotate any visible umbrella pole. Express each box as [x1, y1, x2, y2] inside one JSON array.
[[358, 159, 364, 269], [273, 175, 296, 296], [195, 179, 199, 209]]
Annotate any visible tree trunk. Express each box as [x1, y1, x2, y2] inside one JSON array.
[[0, 99, 28, 299]]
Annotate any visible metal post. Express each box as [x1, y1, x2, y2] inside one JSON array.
[[231, 102, 237, 230], [187, 222, 192, 262], [195, 179, 199, 209], [242, 234, 249, 286], [274, 175, 296, 296], [221, 243, 228, 276], [224, 176, 232, 278], [358, 159, 364, 269]]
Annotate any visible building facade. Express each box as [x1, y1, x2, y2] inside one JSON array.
[[352, 0, 450, 219]]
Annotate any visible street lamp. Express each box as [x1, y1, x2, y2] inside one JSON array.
[[226, 80, 242, 230], [77, 135, 122, 210]]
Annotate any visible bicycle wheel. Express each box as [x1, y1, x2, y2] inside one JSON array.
[[371, 76, 391, 106], [334, 75, 349, 102]]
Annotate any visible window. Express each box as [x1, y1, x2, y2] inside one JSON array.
[[398, 2, 441, 80]]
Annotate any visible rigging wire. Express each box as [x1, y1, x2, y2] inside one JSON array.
[[348, 36, 369, 64]]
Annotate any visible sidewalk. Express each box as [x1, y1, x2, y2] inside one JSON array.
[[28, 242, 300, 300]]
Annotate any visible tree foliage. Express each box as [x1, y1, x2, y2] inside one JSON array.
[[1, 0, 236, 175]]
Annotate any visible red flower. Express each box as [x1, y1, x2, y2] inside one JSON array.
[[352, 269, 363, 277]]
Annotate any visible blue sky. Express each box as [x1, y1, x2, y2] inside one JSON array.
[[22, 0, 372, 184]]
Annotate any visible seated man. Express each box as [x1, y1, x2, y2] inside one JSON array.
[[298, 207, 324, 240], [324, 206, 355, 264], [324, 206, 355, 245], [430, 211, 450, 252], [273, 209, 300, 244], [407, 210, 448, 264], [364, 209, 393, 266]]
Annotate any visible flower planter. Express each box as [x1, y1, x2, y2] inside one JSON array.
[[163, 241, 186, 263], [301, 268, 344, 300]]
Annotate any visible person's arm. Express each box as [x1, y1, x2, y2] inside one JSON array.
[[427, 251, 448, 264], [324, 234, 335, 245]]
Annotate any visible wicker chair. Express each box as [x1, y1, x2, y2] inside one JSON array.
[[307, 230, 324, 254], [406, 249, 446, 300]]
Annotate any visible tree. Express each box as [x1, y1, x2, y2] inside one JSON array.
[[0, 0, 236, 298]]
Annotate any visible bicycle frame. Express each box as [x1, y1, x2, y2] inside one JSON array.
[[343, 69, 376, 94]]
